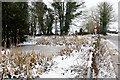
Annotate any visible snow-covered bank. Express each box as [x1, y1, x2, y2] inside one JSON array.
[[0, 35, 117, 79], [107, 33, 118, 36]]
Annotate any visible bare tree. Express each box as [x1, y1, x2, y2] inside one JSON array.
[[89, 2, 115, 35]]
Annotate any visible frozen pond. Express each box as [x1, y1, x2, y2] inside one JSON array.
[[12, 36, 64, 56], [13, 45, 63, 57]]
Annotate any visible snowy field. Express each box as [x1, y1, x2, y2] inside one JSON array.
[[0, 35, 118, 79]]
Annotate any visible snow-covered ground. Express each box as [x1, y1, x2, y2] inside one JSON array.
[[40, 36, 117, 78], [0, 35, 118, 79], [107, 33, 118, 36]]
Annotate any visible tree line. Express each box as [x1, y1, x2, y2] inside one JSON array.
[[2, 1, 85, 47], [2, 1, 115, 47]]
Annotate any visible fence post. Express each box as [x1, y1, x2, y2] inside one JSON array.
[[87, 67, 91, 80]]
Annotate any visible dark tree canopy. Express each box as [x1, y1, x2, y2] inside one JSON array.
[[2, 1, 86, 47], [97, 2, 114, 35], [2, 2, 29, 47]]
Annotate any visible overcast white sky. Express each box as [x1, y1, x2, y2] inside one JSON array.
[[44, 0, 119, 14], [85, 0, 119, 15], [43, 0, 119, 30]]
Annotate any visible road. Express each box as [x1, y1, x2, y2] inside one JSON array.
[[103, 35, 120, 79], [103, 35, 119, 50]]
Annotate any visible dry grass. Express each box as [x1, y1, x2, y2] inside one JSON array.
[[0, 36, 93, 79], [0, 45, 55, 79]]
